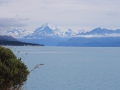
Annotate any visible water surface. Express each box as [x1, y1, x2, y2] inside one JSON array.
[[8, 46, 120, 90]]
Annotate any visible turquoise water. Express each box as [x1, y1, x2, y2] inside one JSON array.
[[8, 46, 120, 90]]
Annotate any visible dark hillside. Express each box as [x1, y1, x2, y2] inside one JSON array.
[[0, 35, 44, 46]]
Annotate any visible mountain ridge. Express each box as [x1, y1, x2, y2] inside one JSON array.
[[0, 35, 44, 46], [4, 25, 120, 38], [2, 23, 120, 46], [77, 27, 120, 36], [4, 28, 32, 38], [24, 23, 82, 39], [57, 37, 120, 47]]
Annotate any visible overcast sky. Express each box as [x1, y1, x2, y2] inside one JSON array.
[[0, 0, 120, 32]]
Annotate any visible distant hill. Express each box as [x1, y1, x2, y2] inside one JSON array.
[[57, 37, 120, 47], [0, 40, 44, 46], [0, 35, 18, 41], [0, 35, 44, 46]]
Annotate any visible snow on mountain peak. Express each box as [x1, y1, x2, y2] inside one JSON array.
[[5, 28, 32, 38], [24, 23, 82, 39], [3, 23, 85, 39], [40, 23, 56, 30]]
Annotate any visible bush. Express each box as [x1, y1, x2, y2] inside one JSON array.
[[0, 46, 29, 90]]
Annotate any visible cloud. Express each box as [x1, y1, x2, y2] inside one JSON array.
[[75, 34, 120, 38], [107, 12, 118, 17], [0, 18, 28, 33], [0, 0, 120, 31], [0, 0, 8, 4]]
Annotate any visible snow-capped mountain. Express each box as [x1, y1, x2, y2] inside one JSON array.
[[2, 24, 120, 46], [24, 23, 82, 39], [5, 28, 32, 38], [58, 27, 120, 46], [77, 27, 120, 37], [3, 24, 120, 39], [2, 23, 84, 46]]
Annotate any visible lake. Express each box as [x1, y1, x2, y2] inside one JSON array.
[[8, 46, 120, 90]]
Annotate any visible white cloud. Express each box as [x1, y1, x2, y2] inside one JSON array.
[[0, 18, 28, 33], [0, 0, 120, 31], [75, 33, 120, 38]]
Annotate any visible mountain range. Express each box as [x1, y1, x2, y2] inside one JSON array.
[[4, 28, 32, 38], [57, 37, 120, 47], [57, 28, 120, 46], [2, 23, 120, 46], [78, 27, 120, 36]]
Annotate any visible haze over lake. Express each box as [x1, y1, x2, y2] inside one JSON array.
[[8, 46, 120, 90]]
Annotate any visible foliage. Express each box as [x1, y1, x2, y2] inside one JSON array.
[[0, 46, 29, 90]]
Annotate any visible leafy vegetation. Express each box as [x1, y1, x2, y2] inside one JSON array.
[[0, 46, 29, 90]]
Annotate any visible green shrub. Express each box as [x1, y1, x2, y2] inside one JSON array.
[[0, 46, 29, 90]]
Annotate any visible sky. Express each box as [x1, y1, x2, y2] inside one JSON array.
[[0, 0, 120, 32]]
